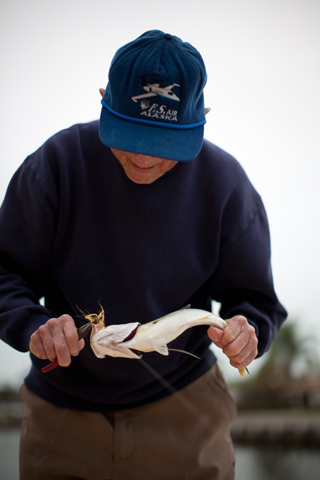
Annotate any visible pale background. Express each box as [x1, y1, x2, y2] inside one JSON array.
[[0, 0, 319, 386]]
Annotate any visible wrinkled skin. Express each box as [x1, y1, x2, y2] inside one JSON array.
[[30, 314, 85, 367], [207, 315, 258, 370], [111, 148, 178, 185]]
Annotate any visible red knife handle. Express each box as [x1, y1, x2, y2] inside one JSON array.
[[41, 359, 59, 373]]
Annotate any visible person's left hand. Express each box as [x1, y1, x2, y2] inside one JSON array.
[[207, 315, 258, 370]]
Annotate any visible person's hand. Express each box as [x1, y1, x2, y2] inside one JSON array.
[[29, 314, 85, 367], [207, 315, 258, 370]]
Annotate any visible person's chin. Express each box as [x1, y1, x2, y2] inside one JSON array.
[[126, 164, 160, 184]]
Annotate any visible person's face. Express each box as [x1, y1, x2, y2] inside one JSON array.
[[99, 88, 210, 184], [111, 149, 178, 184]]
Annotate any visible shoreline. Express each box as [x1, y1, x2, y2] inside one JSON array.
[[231, 408, 320, 445], [1, 405, 320, 445]]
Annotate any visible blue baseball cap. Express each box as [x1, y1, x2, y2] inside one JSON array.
[[99, 30, 207, 161]]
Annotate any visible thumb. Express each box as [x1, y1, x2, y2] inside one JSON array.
[[207, 326, 224, 345]]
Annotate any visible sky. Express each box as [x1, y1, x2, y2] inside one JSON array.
[[0, 0, 319, 387]]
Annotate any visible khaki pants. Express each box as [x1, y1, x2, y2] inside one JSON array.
[[19, 364, 236, 480]]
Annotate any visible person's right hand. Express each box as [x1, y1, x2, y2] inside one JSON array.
[[29, 314, 85, 367]]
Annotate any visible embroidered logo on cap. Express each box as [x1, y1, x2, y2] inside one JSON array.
[[138, 101, 178, 121], [131, 83, 180, 103], [131, 82, 180, 122]]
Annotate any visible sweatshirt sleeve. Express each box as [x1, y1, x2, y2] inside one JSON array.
[[0, 154, 57, 352], [211, 194, 287, 357]]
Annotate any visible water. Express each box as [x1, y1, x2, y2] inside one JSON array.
[[235, 444, 320, 480], [1, 428, 320, 479], [0, 428, 20, 480]]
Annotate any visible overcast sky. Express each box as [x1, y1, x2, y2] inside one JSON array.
[[0, 0, 319, 386]]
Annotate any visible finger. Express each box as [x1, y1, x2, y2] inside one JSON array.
[[207, 317, 243, 349], [62, 315, 82, 357], [229, 347, 257, 370], [207, 326, 224, 347], [29, 329, 49, 360], [50, 315, 78, 366], [36, 316, 72, 366], [220, 316, 248, 345], [29, 315, 82, 366], [35, 320, 60, 362], [225, 330, 258, 369], [222, 331, 249, 359]]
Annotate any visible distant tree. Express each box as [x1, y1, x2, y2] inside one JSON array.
[[233, 318, 320, 408], [255, 318, 320, 389]]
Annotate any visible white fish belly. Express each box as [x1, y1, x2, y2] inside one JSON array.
[[122, 309, 226, 352]]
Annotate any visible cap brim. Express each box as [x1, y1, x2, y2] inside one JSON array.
[[99, 107, 204, 162]]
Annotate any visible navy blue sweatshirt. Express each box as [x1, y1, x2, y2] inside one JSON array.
[[0, 121, 286, 410]]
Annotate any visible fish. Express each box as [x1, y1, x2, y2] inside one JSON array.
[[90, 307, 247, 377]]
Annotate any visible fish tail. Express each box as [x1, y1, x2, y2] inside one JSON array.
[[238, 367, 249, 378]]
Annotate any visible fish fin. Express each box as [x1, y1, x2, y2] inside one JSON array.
[[90, 346, 106, 359], [179, 304, 191, 310], [152, 340, 169, 356], [122, 349, 142, 359], [168, 348, 201, 360]]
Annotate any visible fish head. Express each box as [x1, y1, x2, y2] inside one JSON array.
[[90, 323, 142, 359]]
